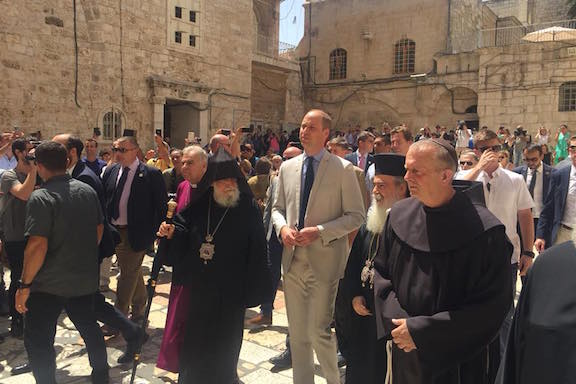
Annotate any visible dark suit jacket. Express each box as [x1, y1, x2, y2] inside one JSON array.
[[72, 161, 119, 260], [536, 165, 571, 247], [102, 162, 168, 252], [344, 152, 374, 172], [513, 163, 555, 206]]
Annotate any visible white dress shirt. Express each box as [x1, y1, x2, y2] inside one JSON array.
[[458, 167, 535, 264], [526, 162, 544, 218], [111, 158, 140, 226], [562, 165, 576, 228]]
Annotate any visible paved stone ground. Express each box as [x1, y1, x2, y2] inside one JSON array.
[[0, 255, 344, 383]]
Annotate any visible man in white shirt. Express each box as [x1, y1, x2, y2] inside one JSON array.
[[455, 121, 472, 156], [458, 129, 534, 355]]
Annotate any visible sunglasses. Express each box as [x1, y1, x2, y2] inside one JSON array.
[[112, 147, 136, 153], [524, 156, 540, 162], [459, 161, 474, 166], [478, 145, 502, 153]]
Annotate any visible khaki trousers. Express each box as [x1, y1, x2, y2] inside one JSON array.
[[283, 252, 340, 384], [114, 228, 147, 318]]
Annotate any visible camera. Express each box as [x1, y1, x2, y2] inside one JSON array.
[[25, 155, 36, 162], [513, 128, 526, 137]]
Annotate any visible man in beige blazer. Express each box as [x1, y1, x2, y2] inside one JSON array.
[[272, 109, 365, 384]]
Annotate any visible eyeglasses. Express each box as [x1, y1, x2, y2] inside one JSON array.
[[112, 147, 136, 153], [459, 161, 474, 166], [478, 145, 502, 153]]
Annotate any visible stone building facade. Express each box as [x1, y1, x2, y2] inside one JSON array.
[[297, 0, 482, 131], [0, 0, 304, 149], [484, 0, 571, 24], [296, 0, 576, 135]]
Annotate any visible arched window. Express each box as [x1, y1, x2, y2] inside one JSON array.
[[394, 39, 415, 74], [102, 109, 123, 140], [559, 82, 576, 112], [329, 48, 347, 80]]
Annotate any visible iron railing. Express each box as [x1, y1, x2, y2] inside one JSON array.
[[478, 19, 576, 48], [255, 33, 297, 58]]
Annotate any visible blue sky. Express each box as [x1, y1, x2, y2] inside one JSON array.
[[279, 0, 305, 47]]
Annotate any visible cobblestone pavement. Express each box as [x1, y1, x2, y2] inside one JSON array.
[[0, 255, 344, 383]]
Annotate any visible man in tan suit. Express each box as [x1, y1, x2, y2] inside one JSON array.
[[272, 110, 365, 384]]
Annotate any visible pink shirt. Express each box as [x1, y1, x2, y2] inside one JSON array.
[[111, 158, 140, 226]]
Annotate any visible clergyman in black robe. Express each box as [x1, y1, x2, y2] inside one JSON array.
[[374, 139, 513, 384], [335, 153, 408, 384], [161, 149, 271, 384], [497, 239, 576, 384]]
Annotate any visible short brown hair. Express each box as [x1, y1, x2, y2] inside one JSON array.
[[390, 126, 413, 142], [357, 131, 375, 142], [307, 109, 332, 131], [328, 136, 348, 150], [473, 129, 498, 147], [117, 136, 139, 148], [85, 138, 98, 147]]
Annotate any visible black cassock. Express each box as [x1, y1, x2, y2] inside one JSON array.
[[335, 224, 387, 384], [497, 240, 576, 384], [374, 191, 513, 384], [166, 191, 270, 384]]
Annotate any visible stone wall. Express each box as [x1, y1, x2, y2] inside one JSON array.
[[0, 0, 260, 149], [299, 0, 450, 83], [531, 0, 572, 23], [449, 0, 483, 53], [477, 42, 576, 134], [485, 0, 572, 24]]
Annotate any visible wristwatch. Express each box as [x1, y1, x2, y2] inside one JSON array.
[[17, 280, 32, 289], [521, 250, 535, 258]]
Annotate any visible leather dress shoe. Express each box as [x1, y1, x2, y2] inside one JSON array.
[[269, 349, 291, 368], [11, 362, 32, 376], [117, 332, 149, 364], [245, 313, 272, 327]]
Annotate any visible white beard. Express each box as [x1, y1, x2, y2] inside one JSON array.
[[365, 194, 395, 234], [213, 187, 240, 208]]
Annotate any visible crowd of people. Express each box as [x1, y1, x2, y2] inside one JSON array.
[[0, 112, 574, 384]]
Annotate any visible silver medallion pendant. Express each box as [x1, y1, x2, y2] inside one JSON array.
[[199, 242, 215, 264], [361, 260, 375, 289]]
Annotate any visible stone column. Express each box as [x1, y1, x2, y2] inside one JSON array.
[[152, 97, 165, 136], [199, 107, 209, 145]]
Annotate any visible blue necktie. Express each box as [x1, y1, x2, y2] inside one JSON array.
[[111, 167, 130, 220], [299, 156, 315, 229]]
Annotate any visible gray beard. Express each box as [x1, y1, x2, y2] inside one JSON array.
[[365, 197, 394, 234], [213, 187, 240, 208]]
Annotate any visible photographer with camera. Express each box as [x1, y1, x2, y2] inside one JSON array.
[[0, 129, 25, 176], [455, 120, 472, 156], [0, 138, 38, 340], [513, 125, 529, 167]]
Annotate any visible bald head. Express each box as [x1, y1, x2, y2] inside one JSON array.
[[283, 146, 303, 160], [52, 133, 83, 166], [209, 134, 231, 154]]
